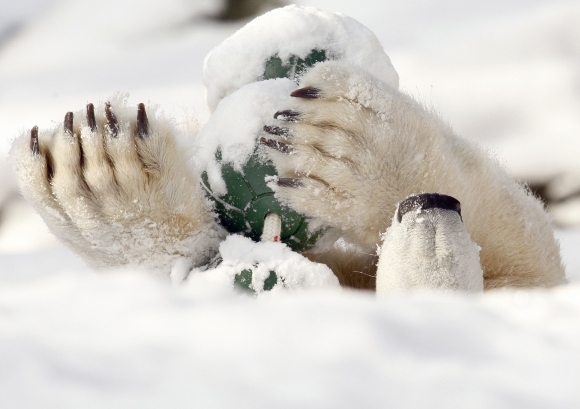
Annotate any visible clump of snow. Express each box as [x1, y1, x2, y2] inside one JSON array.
[[203, 4, 399, 111], [193, 78, 295, 195], [187, 234, 340, 295]]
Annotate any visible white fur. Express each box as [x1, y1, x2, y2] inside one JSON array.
[[10, 96, 225, 276], [268, 61, 566, 289]]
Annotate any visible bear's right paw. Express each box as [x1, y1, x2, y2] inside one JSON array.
[[10, 99, 224, 274], [262, 61, 405, 248]]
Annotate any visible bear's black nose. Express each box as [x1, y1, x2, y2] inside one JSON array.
[[396, 193, 461, 223]]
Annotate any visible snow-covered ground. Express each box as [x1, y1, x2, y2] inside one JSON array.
[[1, 0, 580, 407], [3, 273, 580, 408]]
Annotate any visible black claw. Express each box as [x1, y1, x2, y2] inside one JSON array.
[[277, 178, 303, 188], [30, 126, 39, 155], [290, 87, 321, 99], [260, 137, 293, 154], [136, 103, 149, 139], [64, 112, 73, 136], [105, 102, 119, 137], [263, 125, 289, 137], [274, 110, 300, 121], [86, 103, 97, 132]]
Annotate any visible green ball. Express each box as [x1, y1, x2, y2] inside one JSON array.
[[201, 150, 323, 252], [202, 50, 328, 252], [262, 49, 327, 80]]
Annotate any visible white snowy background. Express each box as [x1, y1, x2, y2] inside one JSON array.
[[1, 0, 580, 407]]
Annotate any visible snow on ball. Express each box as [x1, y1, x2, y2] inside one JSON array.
[[187, 235, 340, 295], [203, 5, 399, 111], [196, 77, 326, 252]]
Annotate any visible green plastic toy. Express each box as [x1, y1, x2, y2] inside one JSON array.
[[201, 49, 328, 253]]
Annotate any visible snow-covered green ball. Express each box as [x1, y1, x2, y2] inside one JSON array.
[[201, 50, 327, 252]]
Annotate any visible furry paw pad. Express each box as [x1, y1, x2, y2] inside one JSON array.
[[262, 61, 403, 248], [11, 99, 223, 272]]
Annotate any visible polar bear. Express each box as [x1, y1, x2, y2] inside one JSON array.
[[10, 60, 566, 291], [264, 61, 565, 290], [9, 8, 566, 292]]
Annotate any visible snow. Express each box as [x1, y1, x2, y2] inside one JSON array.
[[194, 78, 296, 195], [556, 229, 580, 283], [203, 5, 399, 111], [2, 0, 580, 406], [0, 0, 221, 78], [188, 234, 339, 294], [2, 272, 580, 408]]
